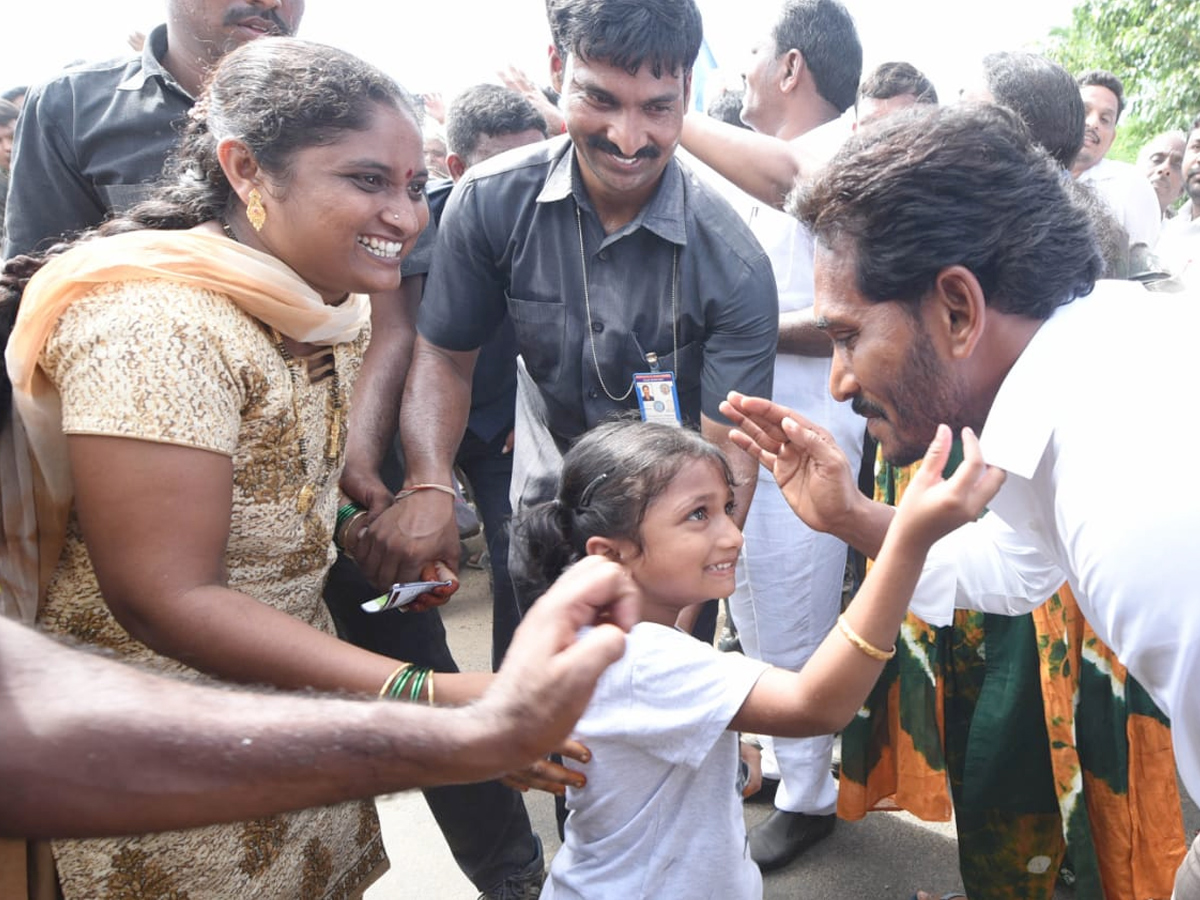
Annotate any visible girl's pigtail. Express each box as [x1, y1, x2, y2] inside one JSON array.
[[512, 497, 583, 601]]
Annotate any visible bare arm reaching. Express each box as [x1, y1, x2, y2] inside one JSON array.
[[0, 556, 638, 839], [681, 113, 824, 211], [730, 424, 1004, 737]]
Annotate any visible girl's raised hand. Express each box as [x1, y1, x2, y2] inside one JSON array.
[[891, 424, 1006, 550]]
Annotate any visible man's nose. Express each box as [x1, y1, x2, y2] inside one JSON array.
[[829, 352, 857, 403], [606, 110, 644, 158]]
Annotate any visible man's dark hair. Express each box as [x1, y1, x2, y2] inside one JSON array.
[[772, 0, 861, 114], [0, 86, 26, 105], [1189, 112, 1200, 139], [0, 99, 18, 129], [706, 89, 749, 128], [1077, 68, 1125, 120], [857, 61, 936, 105], [546, 0, 702, 78], [794, 103, 1103, 320], [445, 84, 548, 164], [984, 51, 1084, 169]]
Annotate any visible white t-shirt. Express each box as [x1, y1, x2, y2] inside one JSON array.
[[542, 623, 770, 900], [1156, 199, 1200, 286], [908, 279, 1200, 804], [1077, 157, 1162, 248]]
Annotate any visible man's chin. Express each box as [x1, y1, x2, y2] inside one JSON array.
[[880, 443, 925, 469], [875, 424, 940, 469]]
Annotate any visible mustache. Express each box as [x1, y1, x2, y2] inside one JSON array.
[[586, 135, 661, 160], [851, 396, 887, 419], [223, 5, 291, 34]]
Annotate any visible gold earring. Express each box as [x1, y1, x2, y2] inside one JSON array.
[[246, 188, 267, 232]]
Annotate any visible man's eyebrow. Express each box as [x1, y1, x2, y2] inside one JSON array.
[[576, 80, 615, 103]]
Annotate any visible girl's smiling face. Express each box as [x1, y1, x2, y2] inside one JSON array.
[[612, 457, 743, 625]]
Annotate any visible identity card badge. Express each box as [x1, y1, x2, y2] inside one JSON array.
[[634, 366, 682, 426]]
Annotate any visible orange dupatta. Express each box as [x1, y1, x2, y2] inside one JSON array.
[[0, 224, 371, 623]]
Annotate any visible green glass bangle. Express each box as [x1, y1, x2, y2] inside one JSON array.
[[388, 666, 418, 700], [409, 668, 429, 703], [336, 502, 365, 531]]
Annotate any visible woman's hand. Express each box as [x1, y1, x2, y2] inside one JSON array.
[[403, 561, 459, 614], [339, 463, 394, 518]]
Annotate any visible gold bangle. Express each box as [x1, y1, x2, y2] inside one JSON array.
[[394, 483, 457, 502], [427, 675, 435, 707], [378, 663, 413, 699], [837, 614, 896, 661]]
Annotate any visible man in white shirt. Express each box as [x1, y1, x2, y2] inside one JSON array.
[[681, 0, 867, 869], [723, 102, 1200, 899], [1156, 114, 1200, 286], [1070, 69, 1162, 249]]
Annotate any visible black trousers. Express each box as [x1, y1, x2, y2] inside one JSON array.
[[322, 440, 538, 891]]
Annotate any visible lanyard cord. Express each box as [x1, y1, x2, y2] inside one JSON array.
[[575, 204, 678, 402]]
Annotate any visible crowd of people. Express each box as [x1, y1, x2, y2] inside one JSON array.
[[0, 0, 1197, 899]]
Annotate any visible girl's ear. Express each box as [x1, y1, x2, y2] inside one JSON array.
[[585, 535, 636, 562]]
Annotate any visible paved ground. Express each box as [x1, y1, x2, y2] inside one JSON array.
[[367, 553, 1197, 899]]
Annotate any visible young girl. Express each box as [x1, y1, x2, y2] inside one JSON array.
[[516, 418, 1002, 900]]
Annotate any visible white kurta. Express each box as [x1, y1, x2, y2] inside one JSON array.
[[908, 279, 1200, 805]]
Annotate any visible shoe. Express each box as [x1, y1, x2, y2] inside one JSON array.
[[748, 809, 836, 871], [477, 837, 544, 900]]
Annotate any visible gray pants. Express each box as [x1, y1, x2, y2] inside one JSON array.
[[1176, 834, 1200, 899]]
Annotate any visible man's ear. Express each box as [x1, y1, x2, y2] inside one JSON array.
[[549, 44, 565, 94], [683, 70, 693, 109], [926, 265, 987, 360], [779, 48, 805, 94], [217, 138, 265, 205], [446, 153, 468, 182]]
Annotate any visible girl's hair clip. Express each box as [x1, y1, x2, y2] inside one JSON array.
[[577, 471, 611, 509]]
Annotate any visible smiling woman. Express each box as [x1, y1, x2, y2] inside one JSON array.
[[0, 38, 463, 900]]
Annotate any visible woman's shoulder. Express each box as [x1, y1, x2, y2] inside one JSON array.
[[53, 279, 269, 354], [70, 278, 257, 323]]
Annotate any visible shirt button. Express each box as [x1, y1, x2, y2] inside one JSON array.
[[598, 250, 609, 261], [588, 389, 599, 399], [591, 321, 604, 333]]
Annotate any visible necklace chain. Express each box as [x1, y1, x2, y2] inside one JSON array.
[[224, 216, 345, 513], [575, 205, 677, 402], [269, 326, 344, 516]]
